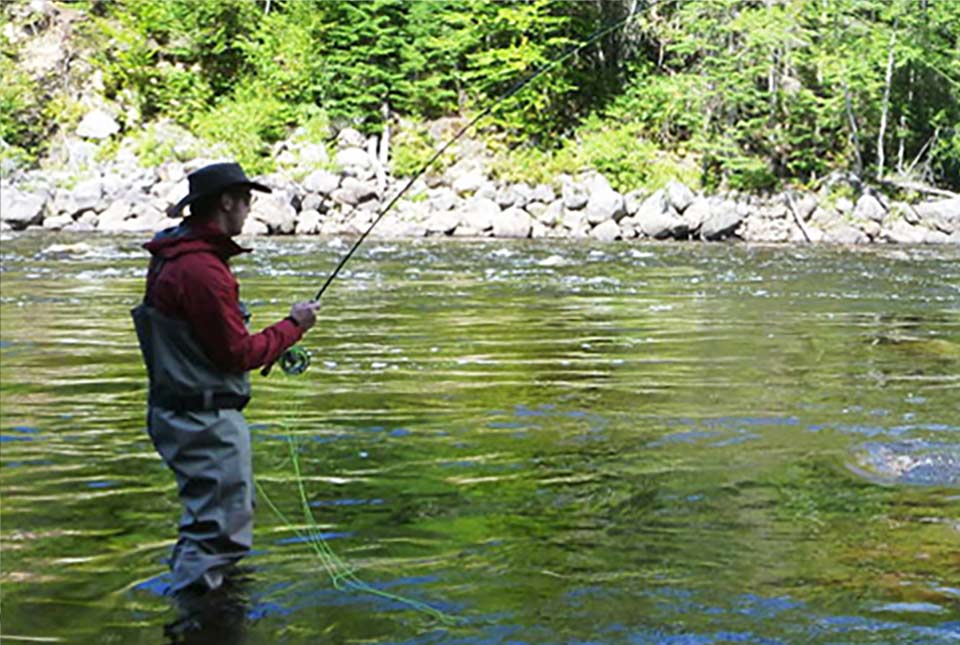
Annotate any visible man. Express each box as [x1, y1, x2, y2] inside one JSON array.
[[132, 161, 319, 595]]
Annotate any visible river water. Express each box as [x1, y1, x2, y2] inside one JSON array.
[[1, 233, 958, 644]]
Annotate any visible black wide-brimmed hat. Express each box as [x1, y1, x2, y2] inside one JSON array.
[[170, 162, 272, 216]]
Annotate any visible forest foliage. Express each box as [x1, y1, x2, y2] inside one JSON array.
[[1, 0, 958, 191]]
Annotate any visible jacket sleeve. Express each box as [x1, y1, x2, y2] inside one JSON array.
[[180, 255, 304, 373]]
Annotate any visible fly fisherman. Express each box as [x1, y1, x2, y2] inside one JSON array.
[[132, 162, 320, 596]]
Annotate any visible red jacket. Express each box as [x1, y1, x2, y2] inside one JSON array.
[[143, 219, 303, 373]]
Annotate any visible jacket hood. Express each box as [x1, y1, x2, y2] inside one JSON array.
[[143, 220, 250, 261]]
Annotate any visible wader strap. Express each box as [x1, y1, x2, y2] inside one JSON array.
[[149, 391, 250, 413]]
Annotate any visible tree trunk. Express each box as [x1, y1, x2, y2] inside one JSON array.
[[877, 29, 896, 179]]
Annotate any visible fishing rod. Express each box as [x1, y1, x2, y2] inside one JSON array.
[[265, 10, 640, 377]]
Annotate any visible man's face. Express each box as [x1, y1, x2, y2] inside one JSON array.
[[221, 190, 252, 236]]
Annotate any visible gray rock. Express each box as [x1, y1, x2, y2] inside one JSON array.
[[492, 207, 533, 238], [241, 217, 268, 236], [853, 193, 887, 222], [97, 200, 132, 231], [824, 223, 869, 244], [743, 217, 793, 243], [665, 180, 695, 213], [77, 211, 100, 227], [428, 187, 458, 212], [341, 176, 378, 202], [425, 211, 458, 235], [331, 187, 360, 207], [251, 194, 297, 234], [635, 190, 684, 238], [460, 197, 500, 230], [495, 186, 520, 209], [591, 219, 621, 242], [303, 170, 340, 195], [524, 201, 547, 219], [336, 128, 365, 149], [700, 203, 743, 240], [76, 109, 119, 139], [624, 189, 647, 216], [295, 209, 322, 235], [881, 219, 928, 244], [530, 183, 555, 203], [914, 197, 960, 234], [561, 182, 588, 210], [537, 200, 564, 227], [451, 171, 486, 196], [888, 201, 921, 225], [66, 140, 98, 169], [810, 206, 842, 229], [475, 182, 498, 200], [792, 191, 819, 221], [585, 175, 625, 224], [561, 207, 587, 231], [42, 214, 73, 230], [301, 193, 325, 212], [682, 197, 712, 232], [334, 147, 371, 172], [0, 187, 47, 229], [923, 229, 951, 244]]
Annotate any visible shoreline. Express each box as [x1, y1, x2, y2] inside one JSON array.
[[2, 128, 958, 246]]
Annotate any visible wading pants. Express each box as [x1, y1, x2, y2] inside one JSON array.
[[147, 407, 254, 594]]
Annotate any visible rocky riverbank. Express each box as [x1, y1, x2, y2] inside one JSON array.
[[2, 123, 958, 245]]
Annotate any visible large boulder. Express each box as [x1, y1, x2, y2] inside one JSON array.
[[451, 170, 486, 196], [530, 183, 555, 204], [295, 209, 322, 235], [251, 194, 297, 234], [853, 193, 887, 223], [561, 181, 589, 210], [824, 223, 868, 244], [699, 202, 743, 240], [0, 187, 47, 229], [428, 187, 458, 212], [590, 219, 621, 242], [334, 147, 372, 174], [424, 211, 458, 235], [51, 176, 103, 218], [681, 197, 712, 233], [76, 109, 120, 139], [880, 218, 928, 244], [336, 128, 365, 149], [459, 197, 500, 230], [491, 207, 533, 238], [635, 190, 684, 239], [303, 169, 340, 195], [584, 174, 625, 224], [665, 180, 695, 213], [96, 200, 133, 231], [914, 197, 960, 234]]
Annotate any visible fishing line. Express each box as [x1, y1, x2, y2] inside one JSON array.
[[264, 9, 641, 376], [255, 432, 457, 624]]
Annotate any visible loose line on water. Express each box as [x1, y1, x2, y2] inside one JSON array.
[[256, 432, 458, 626]]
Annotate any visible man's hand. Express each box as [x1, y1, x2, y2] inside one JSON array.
[[289, 300, 321, 331]]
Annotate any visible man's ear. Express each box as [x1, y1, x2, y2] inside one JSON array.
[[217, 192, 234, 212]]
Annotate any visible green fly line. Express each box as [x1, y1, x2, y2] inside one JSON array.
[[255, 432, 458, 625]]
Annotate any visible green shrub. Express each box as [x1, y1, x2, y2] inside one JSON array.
[[390, 125, 438, 178], [193, 91, 293, 174]]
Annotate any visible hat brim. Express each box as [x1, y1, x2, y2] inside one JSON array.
[[169, 181, 272, 217]]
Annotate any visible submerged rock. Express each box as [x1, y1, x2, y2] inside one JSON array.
[[849, 440, 960, 487]]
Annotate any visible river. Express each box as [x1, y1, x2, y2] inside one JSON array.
[[1, 233, 958, 644]]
